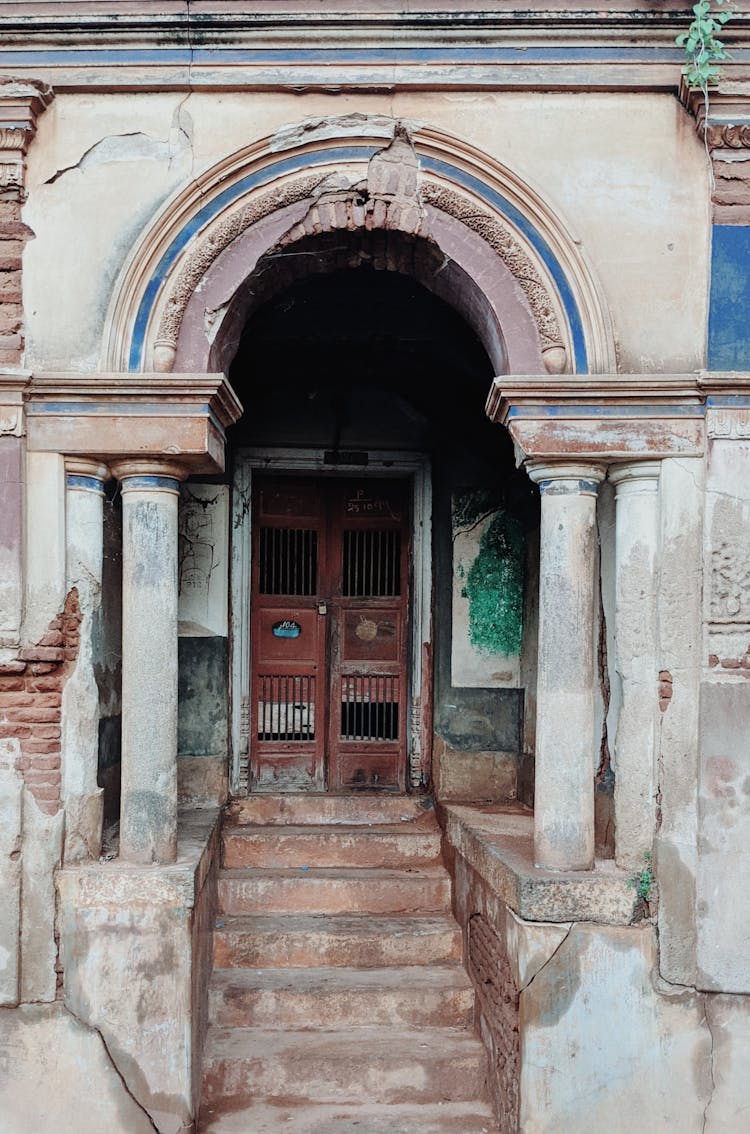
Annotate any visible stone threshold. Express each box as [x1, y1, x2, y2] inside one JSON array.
[[57, 807, 221, 910], [441, 804, 639, 926]]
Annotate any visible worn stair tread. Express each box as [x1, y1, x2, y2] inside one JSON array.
[[200, 1100, 496, 1133], [219, 866, 452, 915], [213, 912, 463, 968], [202, 1025, 489, 1104], [222, 823, 443, 868], [227, 794, 436, 827], [208, 964, 475, 1027], [220, 865, 448, 879], [210, 963, 473, 993]]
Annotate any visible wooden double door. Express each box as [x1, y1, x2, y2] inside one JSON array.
[[250, 476, 410, 792]]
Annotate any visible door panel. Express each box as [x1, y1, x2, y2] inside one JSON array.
[[249, 476, 410, 793]]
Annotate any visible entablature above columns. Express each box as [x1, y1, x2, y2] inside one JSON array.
[[24, 372, 243, 475], [486, 371, 750, 463]]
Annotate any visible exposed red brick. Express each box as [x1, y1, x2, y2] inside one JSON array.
[[0, 724, 32, 740], [29, 755, 61, 772], [18, 646, 65, 663], [24, 738, 61, 755], [31, 724, 61, 739], [6, 708, 59, 723], [29, 664, 55, 676], [708, 654, 719, 668], [721, 658, 742, 669]]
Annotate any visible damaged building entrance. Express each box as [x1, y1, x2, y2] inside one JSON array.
[[250, 475, 411, 793]]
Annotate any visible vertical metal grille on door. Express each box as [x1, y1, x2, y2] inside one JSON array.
[[259, 528, 318, 595], [340, 676, 400, 740], [258, 675, 316, 740], [342, 529, 401, 596]]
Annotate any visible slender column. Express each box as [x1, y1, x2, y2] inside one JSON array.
[[61, 459, 108, 861], [112, 460, 187, 865], [527, 462, 606, 871], [609, 461, 661, 870]]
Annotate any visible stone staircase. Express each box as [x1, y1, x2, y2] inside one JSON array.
[[199, 794, 495, 1133]]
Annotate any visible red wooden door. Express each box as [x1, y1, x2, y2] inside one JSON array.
[[250, 476, 410, 793]]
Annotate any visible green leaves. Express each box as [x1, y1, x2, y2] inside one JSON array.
[[677, 0, 735, 90]]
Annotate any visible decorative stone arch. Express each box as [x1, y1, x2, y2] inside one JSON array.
[[104, 116, 616, 377]]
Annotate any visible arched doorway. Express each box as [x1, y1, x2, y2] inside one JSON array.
[[226, 239, 538, 795]]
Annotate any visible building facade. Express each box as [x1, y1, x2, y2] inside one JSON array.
[[2, 2, 750, 1131]]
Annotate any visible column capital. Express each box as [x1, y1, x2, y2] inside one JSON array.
[[111, 459, 189, 491], [526, 461, 606, 495], [65, 458, 109, 492], [608, 460, 661, 494]]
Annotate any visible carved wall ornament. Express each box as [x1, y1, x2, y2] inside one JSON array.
[[0, 80, 54, 198], [153, 162, 566, 373], [710, 538, 750, 622], [707, 407, 750, 439], [706, 123, 750, 151], [419, 181, 564, 355]]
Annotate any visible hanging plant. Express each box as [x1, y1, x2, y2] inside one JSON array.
[[677, 0, 735, 91]]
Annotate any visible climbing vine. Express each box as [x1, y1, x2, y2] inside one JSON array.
[[677, 1, 734, 91]]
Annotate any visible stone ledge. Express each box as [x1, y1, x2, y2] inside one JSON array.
[[56, 807, 220, 909], [442, 804, 638, 925]]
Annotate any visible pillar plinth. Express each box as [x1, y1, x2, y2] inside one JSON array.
[[527, 461, 606, 871], [609, 461, 661, 870], [61, 459, 108, 862], [112, 460, 187, 865]]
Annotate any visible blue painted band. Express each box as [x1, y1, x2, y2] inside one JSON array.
[[66, 474, 105, 492], [30, 401, 210, 416], [508, 403, 703, 419], [539, 479, 600, 495], [708, 225, 750, 370], [706, 394, 750, 408], [0, 47, 691, 67], [129, 144, 378, 370], [128, 146, 588, 374], [121, 475, 180, 491]]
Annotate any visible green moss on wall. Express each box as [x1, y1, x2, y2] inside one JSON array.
[[465, 512, 524, 657]]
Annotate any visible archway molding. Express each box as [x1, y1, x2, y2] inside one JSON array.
[[103, 116, 616, 376]]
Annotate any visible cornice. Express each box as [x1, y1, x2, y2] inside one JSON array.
[[4, 6, 750, 93], [487, 372, 711, 463]]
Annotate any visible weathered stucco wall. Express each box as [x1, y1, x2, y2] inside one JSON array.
[[23, 91, 708, 375]]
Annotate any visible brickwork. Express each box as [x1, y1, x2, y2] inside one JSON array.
[[467, 912, 520, 1133], [0, 589, 82, 815], [0, 198, 33, 366]]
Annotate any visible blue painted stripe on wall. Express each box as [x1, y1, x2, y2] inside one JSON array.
[[708, 225, 750, 370], [130, 145, 379, 370], [507, 404, 703, 418], [0, 47, 691, 67], [121, 475, 181, 491], [66, 474, 105, 492], [30, 401, 210, 416], [707, 394, 750, 407], [129, 145, 589, 373]]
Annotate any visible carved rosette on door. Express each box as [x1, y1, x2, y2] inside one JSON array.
[[250, 477, 410, 792]]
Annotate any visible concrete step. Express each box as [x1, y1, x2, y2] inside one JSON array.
[[208, 964, 475, 1028], [226, 793, 435, 827], [199, 1100, 496, 1133], [218, 866, 452, 916], [213, 913, 463, 969], [222, 822, 443, 870], [201, 1026, 489, 1107]]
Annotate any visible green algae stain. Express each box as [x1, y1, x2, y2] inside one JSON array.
[[465, 512, 524, 657]]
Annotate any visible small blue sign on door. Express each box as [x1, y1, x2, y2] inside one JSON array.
[[273, 619, 302, 639]]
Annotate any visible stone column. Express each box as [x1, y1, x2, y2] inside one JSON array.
[[111, 460, 186, 865], [527, 462, 606, 871], [61, 459, 108, 861], [609, 461, 661, 870]]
